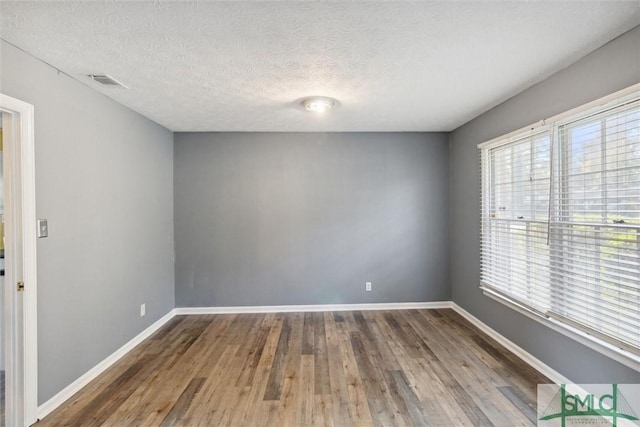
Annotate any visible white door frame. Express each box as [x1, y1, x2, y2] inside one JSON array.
[[0, 93, 37, 427]]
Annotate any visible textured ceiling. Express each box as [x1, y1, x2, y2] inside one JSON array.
[[1, 1, 639, 132]]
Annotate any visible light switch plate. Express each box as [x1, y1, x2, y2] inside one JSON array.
[[37, 219, 48, 238]]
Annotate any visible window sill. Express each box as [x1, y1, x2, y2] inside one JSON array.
[[481, 287, 640, 373]]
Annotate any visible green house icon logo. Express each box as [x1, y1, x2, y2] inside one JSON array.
[[539, 384, 639, 427]]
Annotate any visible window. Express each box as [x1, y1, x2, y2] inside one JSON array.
[[481, 130, 552, 313], [480, 88, 640, 360]]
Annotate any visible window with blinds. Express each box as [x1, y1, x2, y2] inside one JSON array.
[[480, 90, 640, 357]]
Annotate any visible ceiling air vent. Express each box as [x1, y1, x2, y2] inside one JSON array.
[[87, 74, 129, 89]]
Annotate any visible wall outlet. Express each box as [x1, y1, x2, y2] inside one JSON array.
[[140, 303, 146, 317], [365, 282, 372, 292]]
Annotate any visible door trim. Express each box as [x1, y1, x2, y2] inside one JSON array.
[[0, 93, 37, 426]]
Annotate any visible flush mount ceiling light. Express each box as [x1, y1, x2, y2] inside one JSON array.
[[300, 96, 339, 113]]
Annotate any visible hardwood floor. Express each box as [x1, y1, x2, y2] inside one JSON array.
[[37, 309, 549, 426]]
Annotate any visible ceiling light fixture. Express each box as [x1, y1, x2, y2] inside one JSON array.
[[300, 96, 339, 113]]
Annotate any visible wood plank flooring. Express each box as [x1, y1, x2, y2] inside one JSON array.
[[37, 309, 549, 426]]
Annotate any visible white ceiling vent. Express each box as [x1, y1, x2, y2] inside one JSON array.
[[87, 74, 129, 89]]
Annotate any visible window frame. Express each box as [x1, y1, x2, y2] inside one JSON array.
[[478, 84, 640, 371]]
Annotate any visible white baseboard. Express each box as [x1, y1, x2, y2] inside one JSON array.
[[451, 303, 570, 384], [174, 301, 453, 315], [36, 310, 176, 420]]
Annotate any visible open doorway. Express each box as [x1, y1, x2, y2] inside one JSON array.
[[0, 94, 37, 427]]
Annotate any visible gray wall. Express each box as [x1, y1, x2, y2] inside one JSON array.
[[449, 26, 640, 383], [174, 132, 449, 307], [0, 41, 175, 404]]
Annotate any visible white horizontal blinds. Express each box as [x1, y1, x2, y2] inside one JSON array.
[[480, 130, 552, 312], [549, 100, 640, 352]]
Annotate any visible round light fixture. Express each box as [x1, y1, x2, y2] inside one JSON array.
[[300, 96, 339, 113]]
